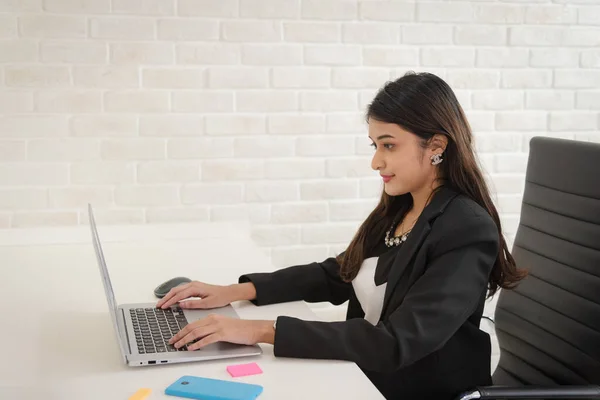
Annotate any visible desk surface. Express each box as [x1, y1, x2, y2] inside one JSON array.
[[0, 222, 384, 400]]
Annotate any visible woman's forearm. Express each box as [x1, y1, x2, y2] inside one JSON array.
[[230, 282, 257, 302]]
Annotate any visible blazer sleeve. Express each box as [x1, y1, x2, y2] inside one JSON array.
[[271, 214, 499, 373], [238, 252, 351, 307]]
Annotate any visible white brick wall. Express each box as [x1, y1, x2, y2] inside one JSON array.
[[0, 1, 599, 289]]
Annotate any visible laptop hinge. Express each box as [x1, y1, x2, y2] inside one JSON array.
[[118, 308, 133, 360]]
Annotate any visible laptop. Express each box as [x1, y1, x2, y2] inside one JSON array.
[[87, 204, 262, 367]]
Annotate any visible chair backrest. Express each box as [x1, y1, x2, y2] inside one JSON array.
[[493, 137, 600, 386]]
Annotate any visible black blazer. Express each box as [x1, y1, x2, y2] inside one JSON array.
[[239, 187, 500, 400]]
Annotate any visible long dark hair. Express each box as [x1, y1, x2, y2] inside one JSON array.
[[337, 71, 526, 297]]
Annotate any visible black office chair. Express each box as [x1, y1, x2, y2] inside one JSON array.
[[457, 137, 600, 399]]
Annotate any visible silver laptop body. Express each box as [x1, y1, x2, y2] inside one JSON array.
[[88, 204, 262, 367]]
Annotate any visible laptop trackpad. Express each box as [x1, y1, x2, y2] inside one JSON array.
[[182, 305, 240, 323]]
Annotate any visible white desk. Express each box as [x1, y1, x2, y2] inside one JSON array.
[[0, 223, 384, 400]]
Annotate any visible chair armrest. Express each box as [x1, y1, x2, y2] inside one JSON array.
[[456, 385, 600, 400]]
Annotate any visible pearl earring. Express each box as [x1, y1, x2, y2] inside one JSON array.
[[431, 153, 443, 166]]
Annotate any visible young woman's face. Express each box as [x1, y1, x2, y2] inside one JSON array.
[[368, 118, 438, 196]]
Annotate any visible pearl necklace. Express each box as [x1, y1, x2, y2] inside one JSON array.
[[384, 219, 412, 247]]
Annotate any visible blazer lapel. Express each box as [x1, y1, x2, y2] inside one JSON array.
[[381, 186, 460, 317]]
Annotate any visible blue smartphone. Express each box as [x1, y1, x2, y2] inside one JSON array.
[[165, 375, 263, 400]]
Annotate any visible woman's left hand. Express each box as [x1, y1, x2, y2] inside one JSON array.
[[169, 314, 275, 351]]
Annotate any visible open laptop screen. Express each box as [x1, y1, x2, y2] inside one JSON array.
[[88, 204, 128, 363]]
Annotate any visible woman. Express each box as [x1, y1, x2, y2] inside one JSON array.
[[157, 71, 526, 400]]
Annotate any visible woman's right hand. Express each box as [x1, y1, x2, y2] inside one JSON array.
[[156, 281, 256, 310]]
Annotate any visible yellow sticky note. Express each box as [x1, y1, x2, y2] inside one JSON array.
[[128, 388, 152, 400]]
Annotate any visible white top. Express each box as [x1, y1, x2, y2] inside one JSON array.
[[352, 257, 387, 325]]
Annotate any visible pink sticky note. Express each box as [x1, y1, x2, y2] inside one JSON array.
[[226, 362, 263, 378]]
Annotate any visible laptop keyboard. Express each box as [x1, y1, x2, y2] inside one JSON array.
[[130, 306, 189, 354]]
